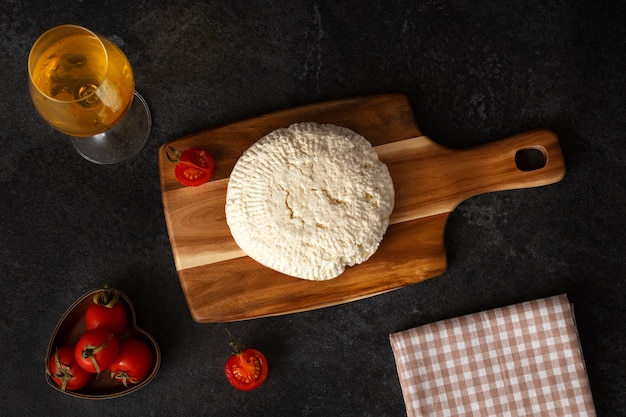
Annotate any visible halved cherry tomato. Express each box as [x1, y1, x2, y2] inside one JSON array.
[[168, 147, 214, 187], [85, 287, 128, 335], [224, 330, 268, 391], [74, 328, 119, 375], [109, 338, 154, 387], [47, 345, 92, 391]]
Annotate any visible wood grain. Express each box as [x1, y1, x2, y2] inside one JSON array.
[[158, 94, 566, 322]]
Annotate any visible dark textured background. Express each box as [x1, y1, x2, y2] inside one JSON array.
[[1, 0, 624, 416]]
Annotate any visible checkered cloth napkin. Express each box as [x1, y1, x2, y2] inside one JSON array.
[[389, 294, 596, 417]]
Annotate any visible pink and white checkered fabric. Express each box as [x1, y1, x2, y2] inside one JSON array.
[[389, 294, 596, 417]]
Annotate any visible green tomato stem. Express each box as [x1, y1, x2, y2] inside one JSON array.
[[50, 348, 72, 391], [92, 284, 119, 308], [82, 334, 113, 375], [166, 146, 181, 163], [226, 329, 245, 355]]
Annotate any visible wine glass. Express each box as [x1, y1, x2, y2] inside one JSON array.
[[28, 24, 151, 164]]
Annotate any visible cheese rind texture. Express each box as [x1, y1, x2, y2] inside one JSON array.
[[225, 122, 395, 280]]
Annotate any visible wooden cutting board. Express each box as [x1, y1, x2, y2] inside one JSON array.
[[158, 94, 565, 323]]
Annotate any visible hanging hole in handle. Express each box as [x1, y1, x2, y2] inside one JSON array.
[[515, 147, 547, 171]]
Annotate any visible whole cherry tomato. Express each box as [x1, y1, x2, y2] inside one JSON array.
[[47, 345, 92, 391], [109, 338, 154, 387], [224, 330, 268, 391], [168, 147, 214, 187], [74, 328, 119, 375], [85, 287, 128, 335]]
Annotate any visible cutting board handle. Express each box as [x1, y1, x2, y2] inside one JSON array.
[[449, 128, 566, 199], [384, 128, 566, 223]]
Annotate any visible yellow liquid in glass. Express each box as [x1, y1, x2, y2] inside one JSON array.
[[29, 30, 134, 136]]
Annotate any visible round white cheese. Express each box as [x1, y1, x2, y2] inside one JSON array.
[[225, 122, 394, 280]]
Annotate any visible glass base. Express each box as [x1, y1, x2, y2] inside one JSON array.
[[71, 91, 152, 164]]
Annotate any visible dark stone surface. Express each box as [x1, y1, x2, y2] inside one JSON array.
[[1, 0, 624, 415]]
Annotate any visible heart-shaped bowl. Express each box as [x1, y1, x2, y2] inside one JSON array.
[[45, 288, 161, 399]]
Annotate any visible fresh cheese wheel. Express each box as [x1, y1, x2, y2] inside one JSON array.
[[225, 122, 395, 280]]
